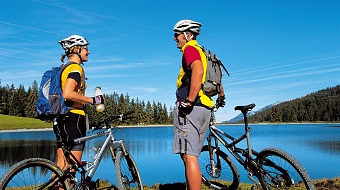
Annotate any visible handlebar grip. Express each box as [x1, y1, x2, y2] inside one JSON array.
[[89, 122, 104, 130], [104, 110, 135, 126]]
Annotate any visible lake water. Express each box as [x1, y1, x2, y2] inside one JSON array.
[[0, 124, 339, 186]]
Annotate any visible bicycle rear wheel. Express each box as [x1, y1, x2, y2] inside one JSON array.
[[115, 150, 143, 190], [199, 145, 240, 190], [0, 158, 69, 190], [257, 148, 315, 190]]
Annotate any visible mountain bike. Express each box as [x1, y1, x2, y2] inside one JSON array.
[[0, 110, 143, 190], [199, 104, 315, 190]]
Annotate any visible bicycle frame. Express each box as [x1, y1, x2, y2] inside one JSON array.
[[0, 111, 143, 190], [206, 106, 264, 183], [62, 127, 126, 183]]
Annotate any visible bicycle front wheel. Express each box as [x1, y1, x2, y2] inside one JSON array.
[[257, 148, 315, 190], [115, 150, 143, 190], [0, 158, 69, 190], [199, 145, 240, 190]]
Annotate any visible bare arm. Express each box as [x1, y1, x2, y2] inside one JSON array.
[[187, 60, 204, 102], [63, 78, 93, 104], [219, 83, 225, 97]]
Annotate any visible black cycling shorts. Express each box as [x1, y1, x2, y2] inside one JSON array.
[[53, 112, 86, 151]]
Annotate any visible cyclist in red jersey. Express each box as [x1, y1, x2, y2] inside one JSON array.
[[172, 20, 225, 190]]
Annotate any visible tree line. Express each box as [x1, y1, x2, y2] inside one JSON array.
[[0, 80, 174, 125], [248, 85, 340, 123], [2, 80, 339, 124]]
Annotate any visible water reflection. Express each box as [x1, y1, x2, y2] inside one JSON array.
[[0, 140, 57, 167], [309, 140, 340, 155]]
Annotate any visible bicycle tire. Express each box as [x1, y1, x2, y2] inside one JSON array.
[[0, 157, 69, 190], [115, 150, 143, 190], [199, 145, 240, 190], [257, 147, 315, 190]]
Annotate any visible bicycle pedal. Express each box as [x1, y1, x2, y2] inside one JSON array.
[[58, 182, 65, 189], [251, 183, 261, 190], [247, 173, 259, 184]]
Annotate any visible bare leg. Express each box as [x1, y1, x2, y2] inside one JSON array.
[[181, 154, 201, 190], [56, 148, 83, 169], [56, 148, 83, 189]]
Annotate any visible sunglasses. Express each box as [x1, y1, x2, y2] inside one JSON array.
[[174, 33, 182, 38]]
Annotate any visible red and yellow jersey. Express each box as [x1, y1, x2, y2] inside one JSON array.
[[176, 40, 214, 108], [61, 63, 86, 115]]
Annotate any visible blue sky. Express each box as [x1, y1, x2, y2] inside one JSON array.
[[1, 0, 339, 122]]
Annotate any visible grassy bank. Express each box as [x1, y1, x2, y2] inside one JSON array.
[[144, 177, 340, 189], [0, 114, 52, 131], [0, 114, 171, 131], [94, 178, 340, 189]]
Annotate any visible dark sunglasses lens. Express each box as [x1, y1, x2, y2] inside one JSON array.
[[174, 33, 181, 38]]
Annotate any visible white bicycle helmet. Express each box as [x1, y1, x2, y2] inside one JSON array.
[[59, 35, 89, 51], [173, 19, 202, 35]]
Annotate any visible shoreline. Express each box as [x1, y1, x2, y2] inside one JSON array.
[[1, 122, 339, 133], [0, 122, 340, 133], [0, 124, 173, 133]]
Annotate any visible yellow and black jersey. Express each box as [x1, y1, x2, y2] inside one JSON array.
[[61, 63, 86, 115]]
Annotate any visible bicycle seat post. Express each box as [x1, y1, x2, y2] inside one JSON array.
[[243, 111, 253, 158], [235, 104, 256, 158]]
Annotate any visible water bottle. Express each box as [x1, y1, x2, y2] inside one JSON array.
[[94, 86, 105, 112]]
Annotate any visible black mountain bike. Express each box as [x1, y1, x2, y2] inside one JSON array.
[[199, 104, 315, 190], [0, 110, 143, 190]]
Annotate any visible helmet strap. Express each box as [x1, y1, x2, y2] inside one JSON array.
[[67, 50, 83, 64], [77, 53, 83, 64], [76, 47, 84, 64], [184, 32, 194, 42]]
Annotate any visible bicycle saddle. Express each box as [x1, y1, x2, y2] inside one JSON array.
[[234, 104, 256, 113]]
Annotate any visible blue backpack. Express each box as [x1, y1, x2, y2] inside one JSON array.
[[36, 62, 76, 120]]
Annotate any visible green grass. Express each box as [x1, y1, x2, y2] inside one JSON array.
[[92, 178, 340, 189], [0, 114, 52, 131]]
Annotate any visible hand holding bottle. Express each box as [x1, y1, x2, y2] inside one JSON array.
[[93, 87, 105, 112]]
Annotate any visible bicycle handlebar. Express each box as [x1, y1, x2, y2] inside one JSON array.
[[90, 110, 135, 130]]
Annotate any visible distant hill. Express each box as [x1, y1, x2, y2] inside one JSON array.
[[247, 85, 340, 123], [224, 102, 281, 123]]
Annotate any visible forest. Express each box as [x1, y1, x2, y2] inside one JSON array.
[[0, 80, 174, 125], [248, 85, 340, 123], [1, 80, 340, 124]]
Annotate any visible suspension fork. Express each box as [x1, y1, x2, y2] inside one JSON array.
[[207, 134, 221, 176], [118, 143, 137, 174]]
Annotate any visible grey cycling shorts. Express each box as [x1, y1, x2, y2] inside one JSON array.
[[172, 102, 210, 156]]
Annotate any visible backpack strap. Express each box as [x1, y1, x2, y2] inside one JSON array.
[[60, 62, 85, 88], [60, 62, 77, 72], [59, 62, 86, 110], [59, 62, 78, 87], [200, 46, 230, 76]]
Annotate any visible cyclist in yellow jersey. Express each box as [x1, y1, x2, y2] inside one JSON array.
[[53, 35, 104, 188], [172, 20, 225, 190]]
